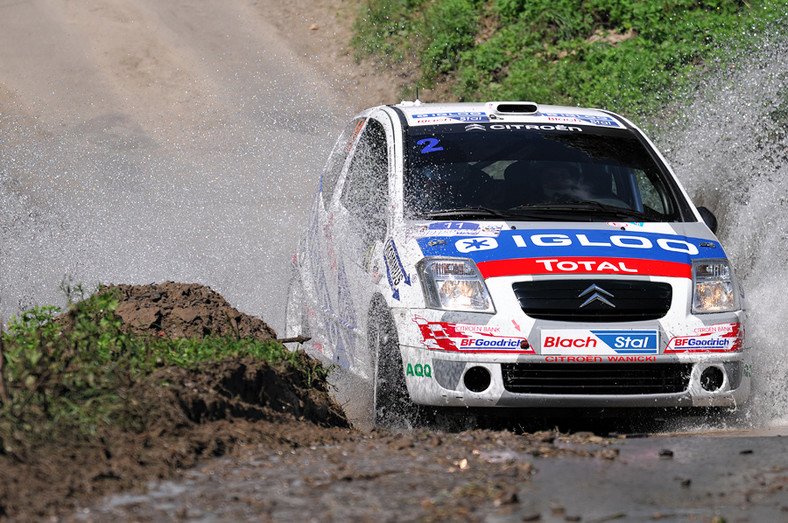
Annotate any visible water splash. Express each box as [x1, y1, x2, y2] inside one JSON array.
[[0, 91, 342, 334], [656, 29, 788, 428]]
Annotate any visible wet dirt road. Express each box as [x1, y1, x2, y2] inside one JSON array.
[[71, 425, 787, 522]]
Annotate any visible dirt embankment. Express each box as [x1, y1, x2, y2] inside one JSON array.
[[0, 282, 352, 521], [108, 281, 278, 341]]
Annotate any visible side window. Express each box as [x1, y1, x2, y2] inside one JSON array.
[[340, 119, 390, 233], [322, 118, 365, 206]]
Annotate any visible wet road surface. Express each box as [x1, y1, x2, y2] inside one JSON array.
[[71, 426, 787, 522]]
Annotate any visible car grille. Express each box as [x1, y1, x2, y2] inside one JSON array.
[[501, 363, 692, 395], [512, 280, 672, 322]]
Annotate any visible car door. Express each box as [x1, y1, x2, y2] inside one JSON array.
[[330, 116, 392, 373], [302, 117, 365, 366]]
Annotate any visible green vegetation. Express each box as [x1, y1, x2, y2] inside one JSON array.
[[0, 288, 321, 451], [352, 0, 784, 115]]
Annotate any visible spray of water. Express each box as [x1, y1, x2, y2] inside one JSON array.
[[656, 29, 788, 428], [0, 97, 344, 334], [0, 0, 352, 335]]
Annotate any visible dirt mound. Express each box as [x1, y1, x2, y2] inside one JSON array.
[[141, 353, 348, 429], [107, 281, 277, 341], [0, 282, 351, 521]]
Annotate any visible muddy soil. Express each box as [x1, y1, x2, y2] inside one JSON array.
[[108, 281, 277, 341], [0, 282, 353, 520], [72, 429, 624, 522], [72, 430, 788, 522]]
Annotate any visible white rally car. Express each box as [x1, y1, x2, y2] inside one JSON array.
[[285, 101, 749, 425]]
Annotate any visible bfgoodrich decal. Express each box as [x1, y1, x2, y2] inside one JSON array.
[[665, 322, 743, 353], [412, 316, 533, 353]]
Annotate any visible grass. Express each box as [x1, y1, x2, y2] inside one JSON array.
[[351, 0, 786, 116]]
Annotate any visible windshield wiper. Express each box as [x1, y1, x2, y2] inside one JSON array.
[[419, 202, 654, 222], [421, 207, 510, 219], [509, 201, 652, 221]]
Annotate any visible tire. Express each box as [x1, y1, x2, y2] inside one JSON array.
[[368, 304, 431, 429]]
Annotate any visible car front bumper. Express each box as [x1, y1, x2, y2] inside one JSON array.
[[403, 348, 750, 409], [394, 308, 751, 409]]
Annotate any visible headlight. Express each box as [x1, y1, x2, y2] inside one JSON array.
[[417, 257, 495, 313], [692, 259, 739, 313]]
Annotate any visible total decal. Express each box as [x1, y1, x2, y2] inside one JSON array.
[[541, 329, 658, 355], [665, 322, 744, 353], [416, 229, 727, 279], [412, 316, 533, 353]]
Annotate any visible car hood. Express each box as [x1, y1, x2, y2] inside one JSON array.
[[411, 221, 726, 279]]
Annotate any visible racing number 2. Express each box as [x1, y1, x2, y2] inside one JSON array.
[[417, 138, 444, 153]]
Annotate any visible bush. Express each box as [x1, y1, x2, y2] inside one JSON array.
[[419, 0, 482, 83]]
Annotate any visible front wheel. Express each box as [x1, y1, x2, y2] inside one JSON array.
[[368, 305, 431, 429]]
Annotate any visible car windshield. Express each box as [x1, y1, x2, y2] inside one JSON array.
[[404, 123, 689, 222]]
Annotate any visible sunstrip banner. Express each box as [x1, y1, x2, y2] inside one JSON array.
[[417, 228, 726, 278]]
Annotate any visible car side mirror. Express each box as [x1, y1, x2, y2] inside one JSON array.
[[697, 206, 718, 234]]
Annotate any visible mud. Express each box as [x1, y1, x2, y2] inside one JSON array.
[[74, 431, 788, 522], [107, 281, 277, 341], [71, 429, 622, 522], [0, 282, 351, 521]]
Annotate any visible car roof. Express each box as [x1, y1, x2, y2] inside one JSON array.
[[389, 101, 630, 130]]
